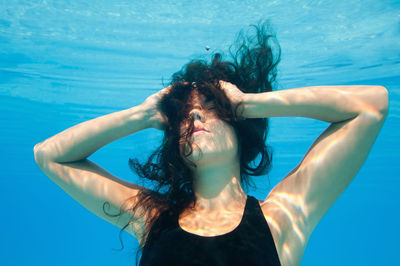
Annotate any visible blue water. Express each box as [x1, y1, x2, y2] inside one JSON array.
[[1, 0, 399, 265]]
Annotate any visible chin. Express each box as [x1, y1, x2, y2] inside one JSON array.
[[185, 147, 237, 168]]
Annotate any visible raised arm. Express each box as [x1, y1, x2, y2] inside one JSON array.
[[243, 85, 388, 123], [34, 105, 150, 163], [221, 81, 389, 265], [33, 87, 170, 243]]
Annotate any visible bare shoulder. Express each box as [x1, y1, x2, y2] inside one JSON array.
[[257, 110, 388, 266], [34, 154, 161, 248], [259, 188, 307, 266]]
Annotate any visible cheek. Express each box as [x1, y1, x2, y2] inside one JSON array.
[[178, 120, 238, 163], [216, 123, 238, 152], [200, 121, 238, 154], [213, 118, 235, 135]]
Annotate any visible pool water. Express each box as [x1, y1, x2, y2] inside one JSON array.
[[1, 1, 399, 265]]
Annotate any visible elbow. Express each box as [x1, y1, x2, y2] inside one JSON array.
[[356, 86, 388, 124], [33, 143, 47, 166], [374, 86, 389, 119], [361, 86, 389, 121]]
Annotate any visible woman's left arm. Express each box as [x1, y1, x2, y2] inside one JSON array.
[[221, 81, 389, 263], [243, 85, 388, 123]]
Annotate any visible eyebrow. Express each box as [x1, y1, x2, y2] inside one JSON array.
[[188, 99, 214, 106], [195, 102, 215, 109]]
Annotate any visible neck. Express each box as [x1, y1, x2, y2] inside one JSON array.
[[191, 159, 247, 212]]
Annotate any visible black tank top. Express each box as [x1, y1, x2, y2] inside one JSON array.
[[139, 195, 281, 266]]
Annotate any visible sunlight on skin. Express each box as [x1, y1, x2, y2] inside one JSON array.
[[263, 193, 307, 244], [258, 126, 352, 264], [48, 161, 124, 213], [283, 244, 291, 260], [34, 81, 388, 266], [35, 153, 146, 238], [245, 86, 384, 122], [179, 200, 246, 237], [177, 89, 249, 236], [261, 192, 309, 266], [180, 91, 237, 168], [256, 121, 358, 263], [263, 214, 281, 234]]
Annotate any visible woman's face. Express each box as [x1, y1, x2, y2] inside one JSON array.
[[179, 90, 239, 168]]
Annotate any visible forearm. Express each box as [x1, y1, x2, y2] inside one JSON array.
[[34, 104, 152, 163], [243, 85, 388, 123]]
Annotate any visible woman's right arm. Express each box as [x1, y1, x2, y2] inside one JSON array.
[[33, 87, 169, 242], [34, 104, 151, 163]]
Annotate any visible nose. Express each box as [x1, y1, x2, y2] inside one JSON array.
[[189, 108, 204, 122]]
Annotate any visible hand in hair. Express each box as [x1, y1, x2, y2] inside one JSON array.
[[219, 80, 246, 119], [141, 86, 172, 130]]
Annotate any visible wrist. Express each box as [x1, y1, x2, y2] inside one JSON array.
[[242, 93, 260, 118], [127, 104, 153, 130], [241, 92, 274, 119]]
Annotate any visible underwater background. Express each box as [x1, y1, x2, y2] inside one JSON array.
[[0, 0, 399, 265]]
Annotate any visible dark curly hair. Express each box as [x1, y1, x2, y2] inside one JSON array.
[[104, 20, 281, 264]]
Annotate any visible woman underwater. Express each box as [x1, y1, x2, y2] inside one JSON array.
[[33, 22, 388, 266]]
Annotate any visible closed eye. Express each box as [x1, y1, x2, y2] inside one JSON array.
[[206, 102, 216, 110]]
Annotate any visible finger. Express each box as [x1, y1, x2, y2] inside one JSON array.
[[219, 80, 233, 87], [159, 86, 172, 97]]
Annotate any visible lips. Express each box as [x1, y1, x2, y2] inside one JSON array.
[[193, 127, 209, 133]]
